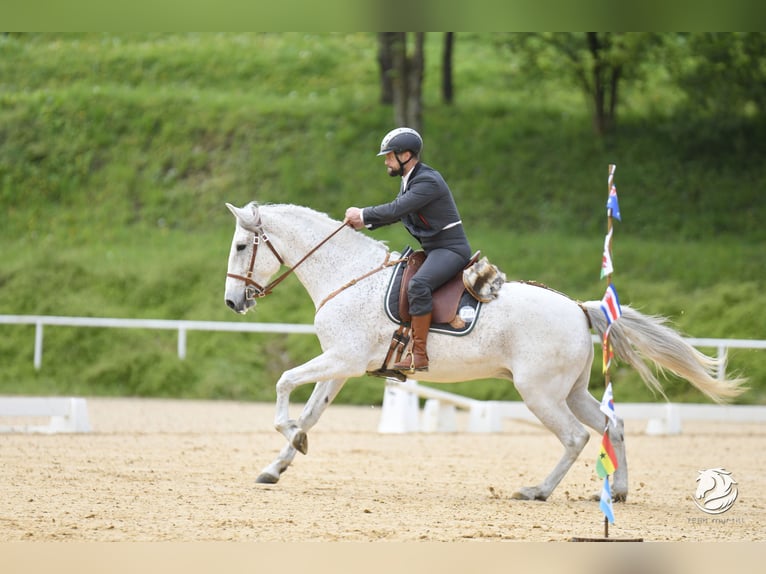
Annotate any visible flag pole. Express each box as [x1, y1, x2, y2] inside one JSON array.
[[573, 165, 641, 542], [605, 163, 615, 411], [603, 164, 616, 540], [604, 164, 616, 413]]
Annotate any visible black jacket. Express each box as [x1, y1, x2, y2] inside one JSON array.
[[362, 162, 470, 253]]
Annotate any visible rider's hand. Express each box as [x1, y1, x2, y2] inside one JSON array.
[[344, 207, 364, 230]]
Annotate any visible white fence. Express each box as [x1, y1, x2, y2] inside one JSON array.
[[0, 314, 315, 369], [1, 314, 765, 435], [378, 380, 766, 435], [1, 314, 764, 378]]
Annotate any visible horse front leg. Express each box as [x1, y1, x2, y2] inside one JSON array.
[[257, 349, 353, 483], [256, 378, 346, 484], [273, 354, 348, 448]]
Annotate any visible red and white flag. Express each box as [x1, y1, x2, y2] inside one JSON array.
[[600, 228, 614, 279], [600, 283, 622, 325]]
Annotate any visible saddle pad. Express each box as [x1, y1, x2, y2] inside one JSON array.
[[384, 247, 482, 337]]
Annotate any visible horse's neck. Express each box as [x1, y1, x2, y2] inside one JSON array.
[[262, 205, 389, 306]]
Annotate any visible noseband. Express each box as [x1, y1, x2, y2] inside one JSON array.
[[226, 218, 349, 301]]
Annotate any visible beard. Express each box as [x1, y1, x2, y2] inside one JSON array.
[[387, 165, 403, 177]]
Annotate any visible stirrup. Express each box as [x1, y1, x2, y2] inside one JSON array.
[[392, 353, 415, 373], [393, 354, 428, 374]]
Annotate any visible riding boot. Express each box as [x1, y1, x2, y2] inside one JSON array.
[[393, 312, 432, 373]]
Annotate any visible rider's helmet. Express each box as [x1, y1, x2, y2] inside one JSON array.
[[377, 127, 423, 157]]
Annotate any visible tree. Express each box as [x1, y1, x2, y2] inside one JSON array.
[[671, 33, 766, 119], [504, 33, 657, 135], [377, 33, 425, 132], [442, 32, 455, 104], [377, 32, 395, 105]]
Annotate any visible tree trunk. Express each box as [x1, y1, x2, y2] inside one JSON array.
[[406, 33, 425, 132], [442, 32, 454, 104], [391, 33, 408, 128], [587, 32, 608, 135], [377, 33, 396, 105], [608, 65, 621, 130], [586, 32, 622, 135], [384, 32, 425, 133]]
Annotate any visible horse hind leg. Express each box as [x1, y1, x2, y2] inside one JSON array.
[[567, 384, 628, 502], [512, 382, 591, 501]]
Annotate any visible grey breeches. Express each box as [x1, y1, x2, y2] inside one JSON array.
[[407, 248, 470, 316]]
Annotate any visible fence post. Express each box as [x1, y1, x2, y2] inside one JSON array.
[[178, 327, 187, 360], [717, 343, 726, 381], [34, 321, 44, 370]]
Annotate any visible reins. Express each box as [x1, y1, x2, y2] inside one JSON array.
[[316, 252, 406, 313], [227, 218, 404, 308]]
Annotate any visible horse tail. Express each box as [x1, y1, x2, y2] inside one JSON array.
[[582, 302, 747, 403]]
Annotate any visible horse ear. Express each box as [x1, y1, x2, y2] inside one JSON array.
[[225, 202, 260, 229], [225, 202, 240, 218]]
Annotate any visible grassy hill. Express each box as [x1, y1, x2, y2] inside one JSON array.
[[1, 33, 764, 405]]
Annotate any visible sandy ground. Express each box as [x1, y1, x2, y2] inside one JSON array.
[[0, 397, 764, 543]]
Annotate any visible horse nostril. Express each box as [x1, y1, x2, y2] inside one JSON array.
[[225, 299, 237, 310]]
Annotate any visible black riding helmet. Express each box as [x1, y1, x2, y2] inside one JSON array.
[[377, 127, 423, 157]]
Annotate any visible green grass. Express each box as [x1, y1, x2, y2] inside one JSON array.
[[1, 33, 764, 405]]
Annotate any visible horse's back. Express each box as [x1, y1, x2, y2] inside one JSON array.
[[495, 281, 589, 330], [483, 281, 591, 360]]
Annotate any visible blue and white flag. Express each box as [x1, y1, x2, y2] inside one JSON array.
[[600, 382, 617, 427], [600, 477, 616, 524], [607, 184, 621, 221]]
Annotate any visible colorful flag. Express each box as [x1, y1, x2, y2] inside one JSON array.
[[600, 283, 622, 325], [596, 432, 618, 478], [601, 331, 614, 374], [600, 477, 616, 524], [606, 184, 621, 221], [600, 228, 614, 279], [600, 382, 617, 426]]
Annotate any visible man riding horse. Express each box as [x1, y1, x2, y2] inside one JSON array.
[[345, 128, 473, 373]]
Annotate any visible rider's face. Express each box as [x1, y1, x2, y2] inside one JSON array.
[[384, 151, 410, 177]]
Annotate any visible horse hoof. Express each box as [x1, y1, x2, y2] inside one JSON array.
[[256, 472, 280, 484], [512, 487, 547, 501], [292, 430, 308, 455], [590, 491, 628, 503]]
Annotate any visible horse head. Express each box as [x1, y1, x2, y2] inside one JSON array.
[[224, 202, 285, 314]]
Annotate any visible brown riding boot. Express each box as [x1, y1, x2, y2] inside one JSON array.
[[393, 312, 432, 373]]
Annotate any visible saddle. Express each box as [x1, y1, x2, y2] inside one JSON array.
[[369, 248, 505, 381], [398, 250, 480, 324], [370, 248, 506, 381]]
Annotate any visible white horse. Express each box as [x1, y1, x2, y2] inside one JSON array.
[[223, 201, 746, 501]]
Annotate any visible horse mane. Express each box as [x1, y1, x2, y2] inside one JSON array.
[[256, 202, 392, 252]]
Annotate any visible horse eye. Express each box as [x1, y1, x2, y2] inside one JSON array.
[[236, 244, 247, 252]]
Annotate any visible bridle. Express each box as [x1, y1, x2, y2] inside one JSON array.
[[226, 217, 349, 301]]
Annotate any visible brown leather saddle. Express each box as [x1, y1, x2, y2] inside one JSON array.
[[399, 250, 480, 324], [369, 249, 484, 381]]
